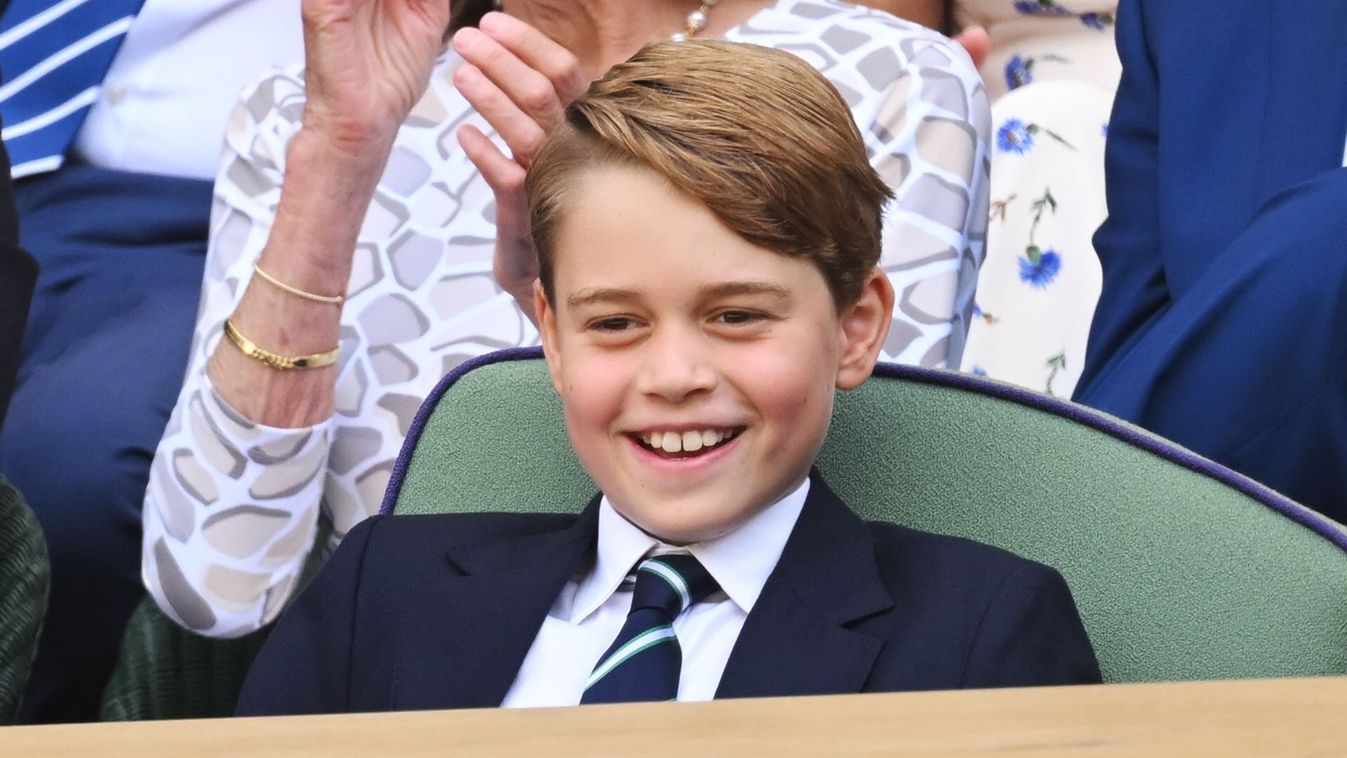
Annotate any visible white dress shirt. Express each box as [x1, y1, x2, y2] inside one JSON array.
[[72, 0, 303, 179], [500, 478, 811, 708]]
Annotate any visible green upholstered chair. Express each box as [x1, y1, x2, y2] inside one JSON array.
[[0, 476, 49, 724], [383, 348, 1347, 683], [99, 346, 1347, 721]]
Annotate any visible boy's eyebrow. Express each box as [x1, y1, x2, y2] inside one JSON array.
[[699, 281, 793, 303], [566, 282, 794, 309], [567, 287, 640, 308]]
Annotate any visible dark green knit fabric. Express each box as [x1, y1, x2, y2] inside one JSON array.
[[0, 477, 48, 724], [393, 359, 1347, 683], [99, 601, 269, 721]]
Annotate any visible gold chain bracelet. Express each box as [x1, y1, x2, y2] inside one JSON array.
[[223, 319, 339, 370], [253, 263, 345, 305]]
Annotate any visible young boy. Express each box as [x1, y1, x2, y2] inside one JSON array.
[[237, 40, 1099, 715]]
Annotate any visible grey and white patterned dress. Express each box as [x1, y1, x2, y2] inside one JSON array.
[[142, 0, 990, 638]]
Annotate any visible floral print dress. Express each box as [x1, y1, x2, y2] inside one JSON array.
[[956, 0, 1119, 397]]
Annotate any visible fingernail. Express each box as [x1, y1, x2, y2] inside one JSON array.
[[450, 27, 478, 52]]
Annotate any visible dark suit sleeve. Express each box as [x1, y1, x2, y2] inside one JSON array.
[[1075, 0, 1170, 394], [236, 516, 383, 716], [0, 136, 37, 432], [958, 561, 1102, 688]]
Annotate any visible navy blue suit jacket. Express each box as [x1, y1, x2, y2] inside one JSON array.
[[1079, 0, 1347, 385], [237, 476, 1100, 715]]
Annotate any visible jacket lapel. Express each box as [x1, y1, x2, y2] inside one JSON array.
[[716, 475, 893, 699], [390, 499, 600, 711]]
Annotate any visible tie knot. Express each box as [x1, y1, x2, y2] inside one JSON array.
[[630, 554, 719, 619]]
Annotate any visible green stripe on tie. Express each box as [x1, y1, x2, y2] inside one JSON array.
[[585, 625, 676, 690], [640, 559, 691, 610]]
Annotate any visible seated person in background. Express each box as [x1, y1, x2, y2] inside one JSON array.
[[143, 0, 991, 642], [0, 1, 302, 721], [237, 38, 1099, 715], [1072, 0, 1347, 525], [957, 0, 1118, 398], [0, 137, 35, 433]]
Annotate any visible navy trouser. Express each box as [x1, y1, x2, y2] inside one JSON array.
[[0, 164, 211, 722], [1076, 169, 1347, 524]]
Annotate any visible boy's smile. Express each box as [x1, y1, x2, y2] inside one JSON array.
[[537, 165, 892, 545]]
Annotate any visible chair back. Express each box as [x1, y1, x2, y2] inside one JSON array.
[[384, 348, 1347, 682]]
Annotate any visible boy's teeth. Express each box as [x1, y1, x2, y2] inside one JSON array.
[[644, 429, 735, 454], [661, 433, 683, 453]]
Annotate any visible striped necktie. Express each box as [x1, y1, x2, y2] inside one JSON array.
[[0, 0, 145, 179], [581, 553, 720, 705]]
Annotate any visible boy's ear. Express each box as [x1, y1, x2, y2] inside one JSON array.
[[535, 280, 565, 393], [835, 267, 895, 391]]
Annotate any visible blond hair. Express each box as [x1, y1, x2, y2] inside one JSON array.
[[527, 40, 892, 309]]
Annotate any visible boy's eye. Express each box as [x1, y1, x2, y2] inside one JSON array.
[[714, 309, 765, 325], [589, 316, 639, 332]]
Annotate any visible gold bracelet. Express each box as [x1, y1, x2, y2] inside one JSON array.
[[252, 263, 345, 305], [223, 319, 339, 370]]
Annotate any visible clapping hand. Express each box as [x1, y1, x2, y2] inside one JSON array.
[[451, 13, 588, 321]]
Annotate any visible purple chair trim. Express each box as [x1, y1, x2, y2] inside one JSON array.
[[381, 349, 1347, 554], [381, 347, 545, 516], [869, 362, 1347, 553]]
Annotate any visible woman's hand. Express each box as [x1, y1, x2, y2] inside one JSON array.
[[451, 12, 587, 321], [301, 0, 451, 159]]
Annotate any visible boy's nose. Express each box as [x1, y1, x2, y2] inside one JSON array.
[[635, 329, 718, 403]]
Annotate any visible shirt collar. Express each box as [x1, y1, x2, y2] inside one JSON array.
[[570, 477, 811, 622]]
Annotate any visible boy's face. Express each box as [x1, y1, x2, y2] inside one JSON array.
[[537, 165, 892, 544]]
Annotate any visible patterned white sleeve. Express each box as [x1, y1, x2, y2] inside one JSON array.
[[142, 68, 334, 639], [862, 23, 991, 368], [727, 1, 991, 367]]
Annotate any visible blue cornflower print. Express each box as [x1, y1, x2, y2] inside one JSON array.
[[1005, 55, 1031, 90], [1018, 247, 1062, 288], [997, 119, 1035, 154], [1080, 12, 1115, 30], [1014, 0, 1071, 16], [998, 119, 1075, 154]]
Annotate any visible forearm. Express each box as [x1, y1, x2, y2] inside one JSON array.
[[210, 128, 394, 428]]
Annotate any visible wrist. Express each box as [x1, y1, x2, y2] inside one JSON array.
[[274, 126, 393, 240], [287, 124, 395, 181]]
